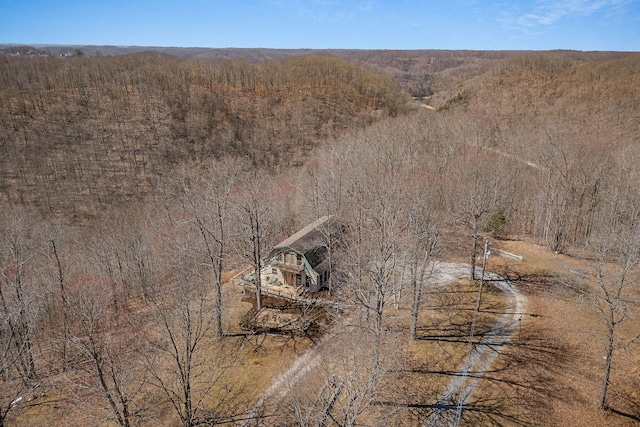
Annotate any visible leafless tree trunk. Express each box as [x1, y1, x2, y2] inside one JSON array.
[[234, 170, 280, 312], [342, 135, 412, 368], [82, 212, 157, 305], [590, 155, 640, 410], [593, 259, 638, 410], [148, 276, 210, 426], [0, 213, 40, 382], [304, 148, 347, 295], [64, 274, 146, 427], [445, 141, 501, 281], [0, 298, 36, 427], [172, 161, 239, 337], [532, 129, 609, 253], [408, 211, 440, 340], [145, 243, 238, 427], [469, 214, 481, 280], [46, 228, 71, 372], [283, 327, 392, 427]]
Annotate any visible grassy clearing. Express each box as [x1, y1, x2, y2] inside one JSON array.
[[467, 239, 640, 426], [375, 277, 510, 425]]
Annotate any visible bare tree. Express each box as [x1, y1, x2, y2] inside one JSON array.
[[592, 261, 639, 410], [0, 304, 35, 427], [590, 156, 640, 409], [146, 244, 238, 427], [303, 148, 348, 295], [387, 115, 445, 340], [41, 221, 74, 372], [172, 160, 239, 337], [0, 211, 47, 426], [81, 211, 157, 304], [233, 170, 280, 311], [341, 135, 411, 368], [407, 203, 441, 340], [448, 147, 502, 280], [323, 344, 387, 426], [283, 326, 392, 427], [0, 212, 41, 382], [64, 273, 147, 427], [529, 127, 611, 253]]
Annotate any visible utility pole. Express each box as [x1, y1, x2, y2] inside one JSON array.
[[475, 240, 490, 314]]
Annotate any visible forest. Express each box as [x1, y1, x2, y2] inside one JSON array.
[[0, 49, 639, 426]]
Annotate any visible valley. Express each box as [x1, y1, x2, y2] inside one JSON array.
[[0, 47, 639, 426]]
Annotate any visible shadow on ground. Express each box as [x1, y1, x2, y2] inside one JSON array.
[[377, 324, 575, 426]]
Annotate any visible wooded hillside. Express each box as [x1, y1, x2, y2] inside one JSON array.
[[1, 48, 639, 426], [0, 52, 409, 221], [442, 51, 640, 145]]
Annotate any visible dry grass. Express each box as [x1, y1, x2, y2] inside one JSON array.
[[466, 239, 640, 426], [375, 278, 510, 426], [9, 277, 315, 427], [362, 238, 640, 426]]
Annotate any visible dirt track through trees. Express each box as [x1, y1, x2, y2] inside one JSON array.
[[241, 262, 526, 426], [240, 310, 357, 426], [425, 266, 527, 427]]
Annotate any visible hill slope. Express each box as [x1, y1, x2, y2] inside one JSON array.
[[0, 53, 409, 221], [437, 51, 640, 148]]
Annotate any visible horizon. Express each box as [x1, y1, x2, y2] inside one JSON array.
[[1, 1, 639, 52], [1, 43, 633, 54]]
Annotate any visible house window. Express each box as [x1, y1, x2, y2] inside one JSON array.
[[296, 254, 303, 265], [286, 253, 296, 264]]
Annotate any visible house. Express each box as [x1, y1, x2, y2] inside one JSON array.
[[261, 215, 338, 293]]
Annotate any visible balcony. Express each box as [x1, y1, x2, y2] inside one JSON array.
[[270, 259, 304, 273]]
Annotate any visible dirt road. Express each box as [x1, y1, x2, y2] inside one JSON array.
[[242, 262, 526, 426], [425, 265, 527, 427]]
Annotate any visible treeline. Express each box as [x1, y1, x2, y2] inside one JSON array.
[[0, 52, 410, 221], [435, 52, 640, 253]]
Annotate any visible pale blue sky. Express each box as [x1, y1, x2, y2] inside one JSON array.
[[1, 0, 638, 51]]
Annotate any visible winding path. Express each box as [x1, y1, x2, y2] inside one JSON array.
[[240, 310, 356, 426], [425, 265, 527, 427], [241, 262, 526, 426]]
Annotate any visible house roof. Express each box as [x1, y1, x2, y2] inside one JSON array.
[[274, 215, 333, 254], [267, 215, 340, 271]]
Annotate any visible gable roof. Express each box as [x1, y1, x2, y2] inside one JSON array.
[[274, 215, 333, 255]]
